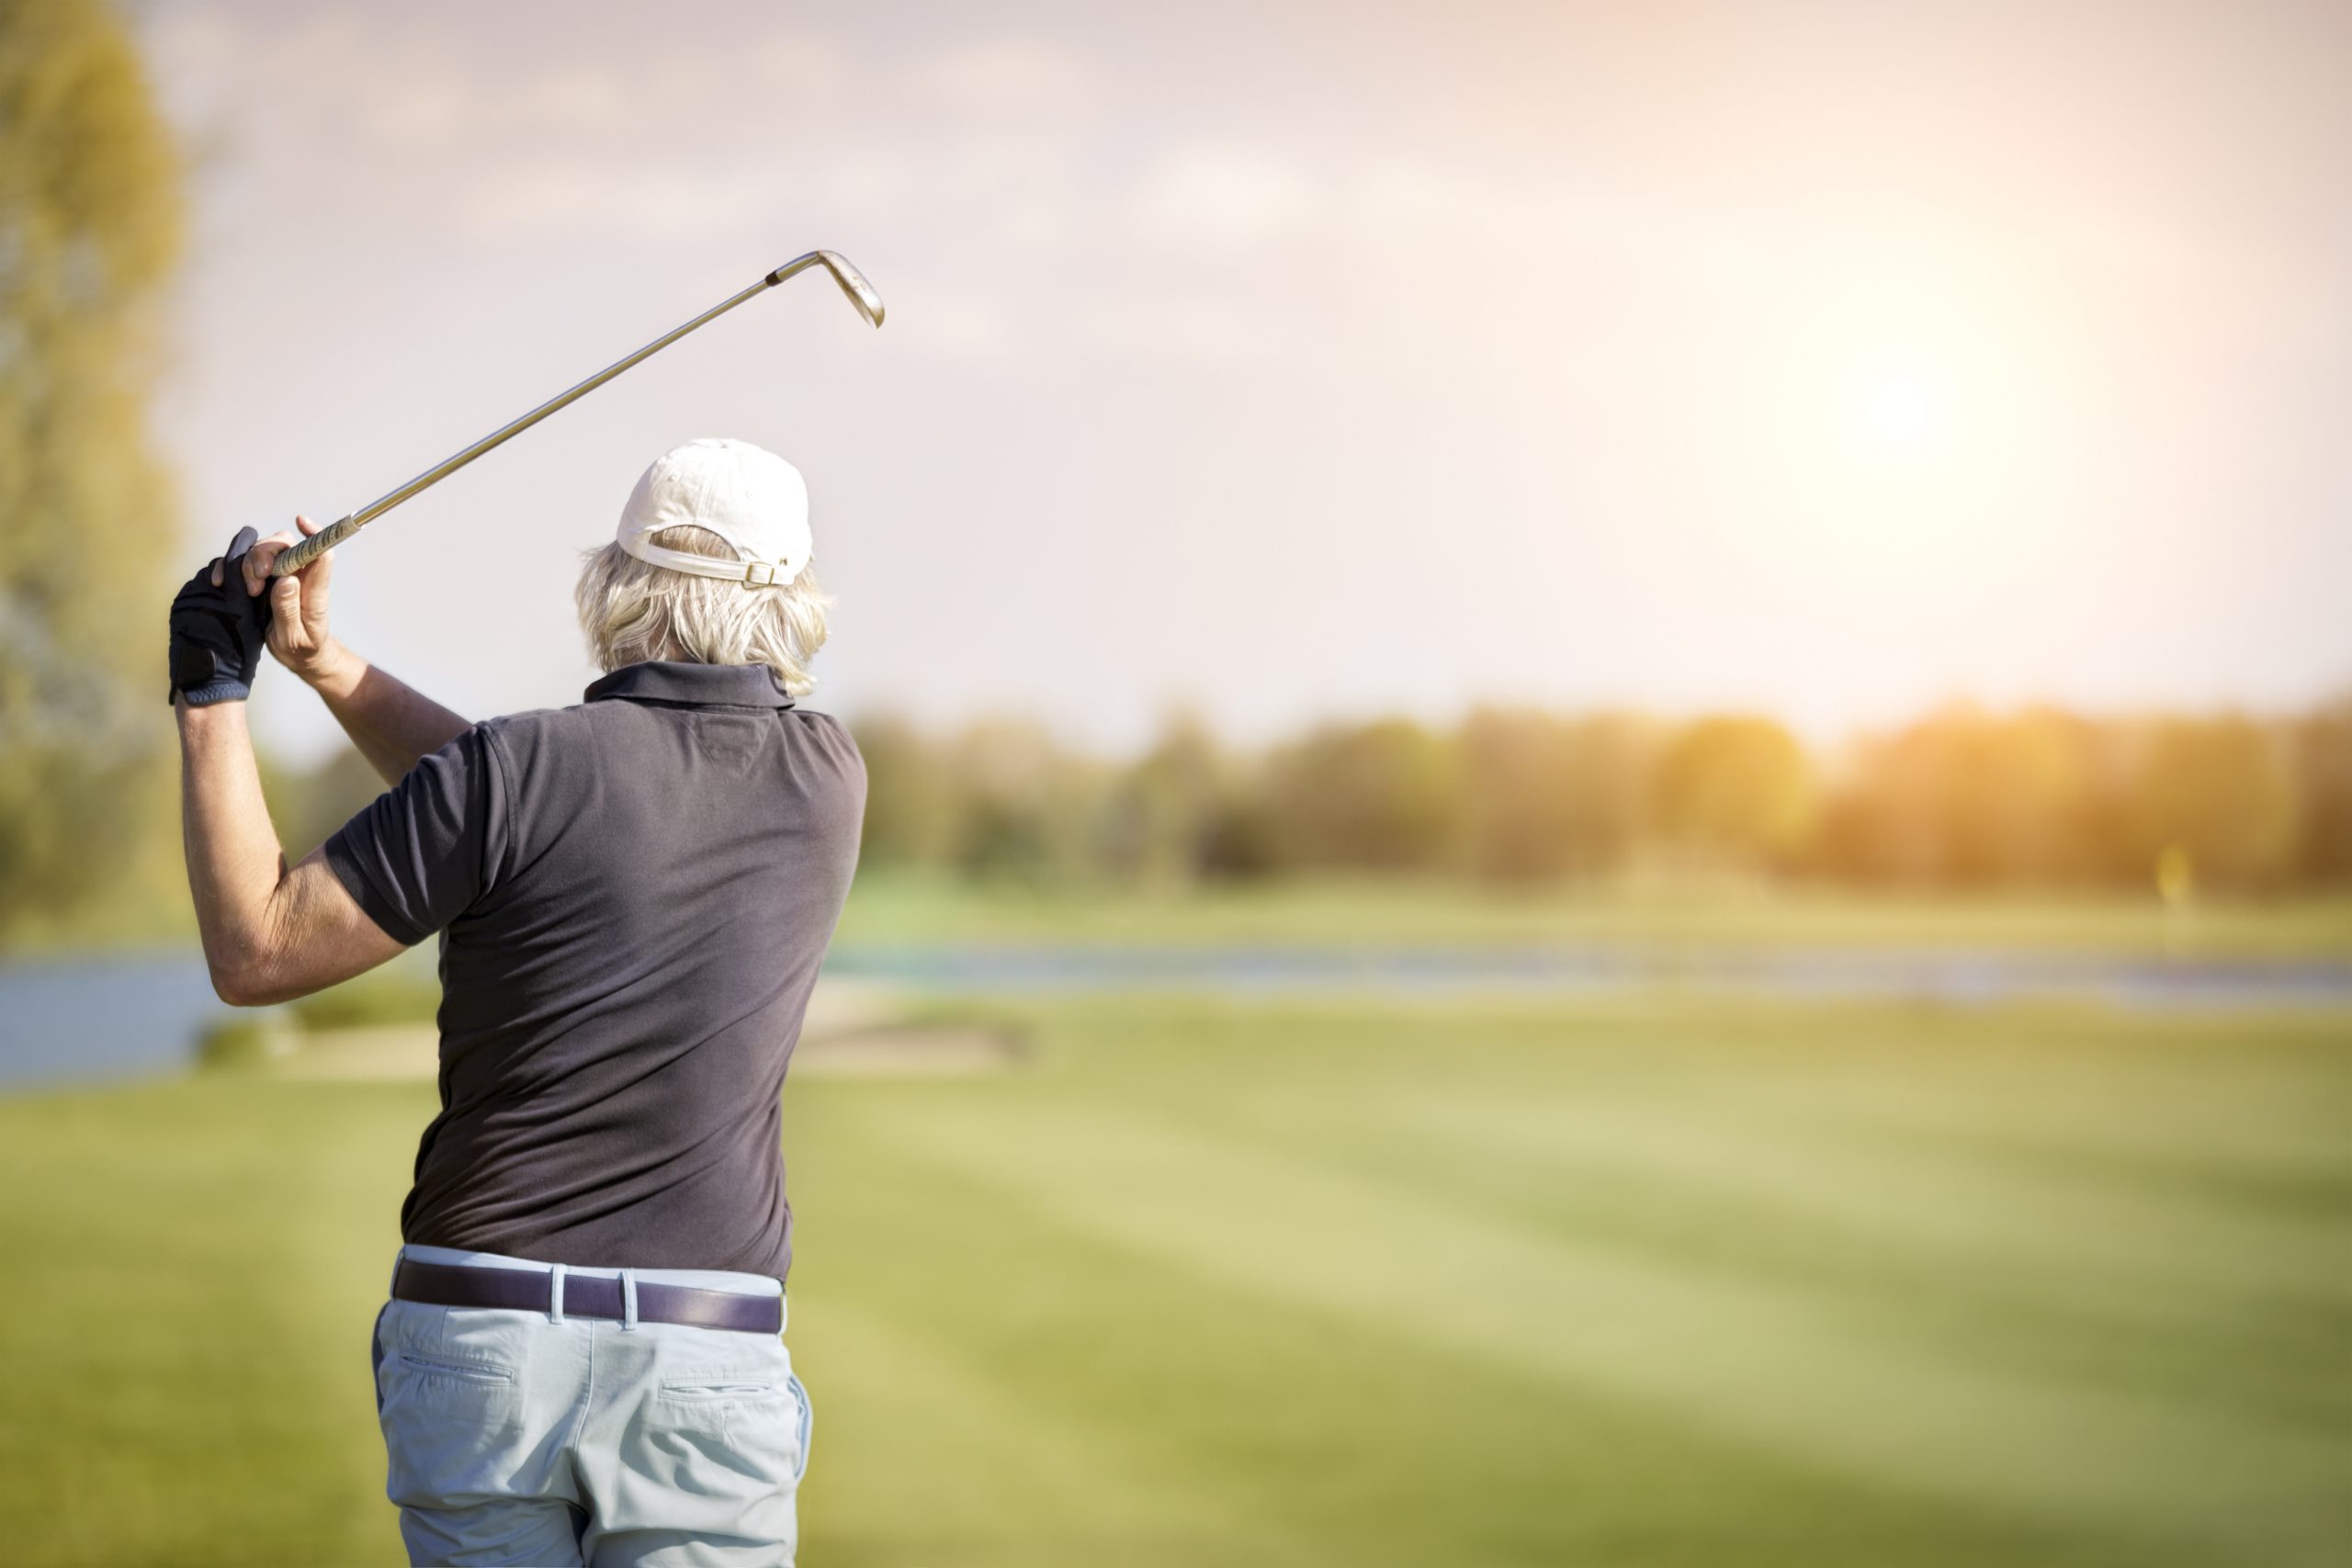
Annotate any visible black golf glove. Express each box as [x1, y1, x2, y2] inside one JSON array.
[[167, 526, 276, 706]]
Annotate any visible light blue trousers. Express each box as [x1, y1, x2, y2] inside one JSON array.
[[372, 1245, 808, 1568]]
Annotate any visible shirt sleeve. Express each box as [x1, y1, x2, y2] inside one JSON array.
[[322, 725, 507, 946]]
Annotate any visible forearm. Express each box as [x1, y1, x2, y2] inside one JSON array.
[[177, 702, 290, 999], [304, 640, 469, 784], [176, 698, 409, 1005], [170, 528, 412, 1004]]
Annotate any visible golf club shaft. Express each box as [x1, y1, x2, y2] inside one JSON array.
[[269, 254, 875, 577]]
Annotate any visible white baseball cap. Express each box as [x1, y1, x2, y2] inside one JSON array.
[[616, 437, 812, 588]]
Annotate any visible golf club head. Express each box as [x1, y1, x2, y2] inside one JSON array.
[[766, 250, 886, 327]]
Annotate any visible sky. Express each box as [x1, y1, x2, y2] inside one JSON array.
[[140, 0, 2352, 761]]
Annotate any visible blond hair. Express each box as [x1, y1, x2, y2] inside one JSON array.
[[575, 525, 831, 696]]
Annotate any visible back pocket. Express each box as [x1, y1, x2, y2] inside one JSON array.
[[647, 1367, 800, 1489], [377, 1347, 530, 1508], [390, 1349, 516, 1389]]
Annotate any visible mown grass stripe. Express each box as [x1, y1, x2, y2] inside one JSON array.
[[861, 1091, 2347, 1562]]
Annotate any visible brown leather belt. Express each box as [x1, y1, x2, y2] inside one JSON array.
[[392, 1258, 783, 1335]]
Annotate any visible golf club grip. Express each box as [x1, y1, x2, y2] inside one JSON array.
[[266, 514, 364, 577]]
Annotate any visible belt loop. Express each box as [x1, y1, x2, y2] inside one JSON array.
[[548, 1263, 568, 1325], [621, 1269, 639, 1332], [388, 1245, 406, 1296]]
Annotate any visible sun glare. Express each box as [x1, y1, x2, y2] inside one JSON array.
[[1856, 365, 1948, 457]]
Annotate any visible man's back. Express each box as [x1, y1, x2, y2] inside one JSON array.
[[326, 660, 865, 1280], [177, 438, 864, 1562]]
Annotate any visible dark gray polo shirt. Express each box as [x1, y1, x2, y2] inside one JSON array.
[[322, 660, 865, 1281]]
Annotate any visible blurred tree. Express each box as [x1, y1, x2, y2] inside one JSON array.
[[2122, 715, 2301, 889], [0, 0, 184, 938], [848, 713, 955, 868], [1264, 718, 1460, 872], [1097, 709, 1227, 888], [1458, 708, 1656, 882], [1458, 708, 1577, 883], [1815, 706, 2120, 886], [257, 745, 386, 861], [834, 701, 2352, 894], [1194, 781, 1282, 880], [941, 719, 1106, 884], [2290, 696, 2352, 885], [1654, 715, 1815, 869], [1553, 714, 1658, 877]]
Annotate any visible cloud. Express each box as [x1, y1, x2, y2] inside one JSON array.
[[911, 39, 1095, 115], [1129, 146, 1319, 252], [454, 157, 789, 245], [1076, 292, 1259, 366], [150, 4, 850, 160], [921, 293, 1012, 356]]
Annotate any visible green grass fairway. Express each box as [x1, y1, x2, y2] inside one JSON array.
[[834, 872, 2352, 960], [2, 997, 2348, 1565]]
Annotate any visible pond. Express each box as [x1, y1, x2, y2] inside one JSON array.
[[0, 953, 227, 1089], [6, 942, 2349, 1090]]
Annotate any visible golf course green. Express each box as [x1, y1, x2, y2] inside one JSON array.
[[1, 985, 2346, 1565], [831, 874, 2352, 959]]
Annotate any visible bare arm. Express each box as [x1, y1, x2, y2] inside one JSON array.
[[302, 652, 471, 786], [246, 516, 469, 785], [177, 700, 406, 1005]]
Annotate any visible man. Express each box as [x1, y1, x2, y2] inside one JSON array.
[[168, 437, 865, 1567]]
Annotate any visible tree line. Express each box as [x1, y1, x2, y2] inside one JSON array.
[[845, 700, 2352, 894]]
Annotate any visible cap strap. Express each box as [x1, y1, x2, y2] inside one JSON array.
[[621, 535, 802, 589]]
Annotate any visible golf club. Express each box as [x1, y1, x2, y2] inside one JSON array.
[[266, 250, 884, 579]]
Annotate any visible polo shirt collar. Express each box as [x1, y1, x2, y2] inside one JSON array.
[[584, 661, 796, 709]]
